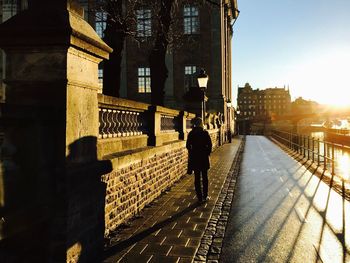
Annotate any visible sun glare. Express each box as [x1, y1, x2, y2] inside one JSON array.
[[287, 47, 350, 106], [337, 153, 350, 181]]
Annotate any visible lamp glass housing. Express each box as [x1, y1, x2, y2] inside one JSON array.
[[197, 69, 209, 89]]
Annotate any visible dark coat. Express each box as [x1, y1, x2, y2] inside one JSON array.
[[186, 127, 212, 171]]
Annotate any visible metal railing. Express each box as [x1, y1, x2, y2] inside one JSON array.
[[271, 129, 350, 179]]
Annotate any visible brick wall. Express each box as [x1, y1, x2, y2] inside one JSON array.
[[101, 129, 221, 238], [102, 141, 188, 237]]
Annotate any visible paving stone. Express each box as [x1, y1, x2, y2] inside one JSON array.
[[194, 254, 207, 261], [137, 235, 168, 244], [148, 255, 180, 263], [178, 257, 195, 263], [161, 236, 190, 246], [181, 229, 205, 238], [209, 245, 221, 254], [168, 245, 198, 257], [187, 238, 201, 247], [116, 252, 153, 263], [142, 244, 173, 256]]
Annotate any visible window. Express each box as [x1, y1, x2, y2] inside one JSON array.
[[2, 0, 18, 22], [98, 67, 103, 87], [184, 66, 197, 90], [138, 67, 151, 93], [137, 9, 152, 37], [184, 6, 199, 34], [96, 11, 107, 38]]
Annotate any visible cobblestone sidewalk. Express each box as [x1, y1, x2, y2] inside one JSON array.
[[102, 137, 244, 263]]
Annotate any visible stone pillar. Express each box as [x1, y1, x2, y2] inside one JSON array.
[[147, 105, 162, 146], [179, 111, 187, 140], [0, 1, 112, 262]]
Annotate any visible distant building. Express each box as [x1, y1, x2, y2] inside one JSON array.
[[237, 83, 291, 121], [291, 97, 319, 115]]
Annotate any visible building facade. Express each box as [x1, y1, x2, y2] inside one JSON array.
[[237, 82, 291, 120], [79, 0, 238, 126], [0, 0, 29, 102], [0, 0, 238, 131], [291, 96, 319, 115]]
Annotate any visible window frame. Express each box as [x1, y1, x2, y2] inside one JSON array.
[[136, 8, 152, 37], [138, 67, 151, 93], [95, 11, 107, 38], [184, 65, 197, 90], [183, 5, 199, 35]]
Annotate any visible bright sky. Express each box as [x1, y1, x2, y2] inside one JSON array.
[[231, 0, 350, 107]]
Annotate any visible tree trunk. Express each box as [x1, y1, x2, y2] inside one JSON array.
[[102, 22, 125, 97], [149, 0, 174, 106], [102, 1, 125, 97]]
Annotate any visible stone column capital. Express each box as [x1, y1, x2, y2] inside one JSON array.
[[0, 0, 112, 60]]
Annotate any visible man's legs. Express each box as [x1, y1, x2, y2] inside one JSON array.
[[202, 169, 208, 200], [194, 169, 202, 201]]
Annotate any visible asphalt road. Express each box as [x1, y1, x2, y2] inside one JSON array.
[[220, 136, 350, 263]]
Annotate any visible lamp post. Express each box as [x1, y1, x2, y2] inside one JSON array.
[[226, 99, 232, 142], [236, 108, 241, 135], [197, 68, 209, 124]]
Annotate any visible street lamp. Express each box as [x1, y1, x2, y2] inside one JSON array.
[[226, 99, 232, 108], [197, 68, 209, 124], [226, 99, 232, 142], [235, 108, 241, 135]]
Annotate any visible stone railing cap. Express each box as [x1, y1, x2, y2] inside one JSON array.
[[0, 0, 112, 59]]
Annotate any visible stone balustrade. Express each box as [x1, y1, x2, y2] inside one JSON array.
[[97, 95, 205, 157], [99, 109, 143, 138], [160, 114, 177, 133], [98, 95, 148, 139]]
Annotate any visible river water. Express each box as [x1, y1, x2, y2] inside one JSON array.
[[310, 131, 350, 181]]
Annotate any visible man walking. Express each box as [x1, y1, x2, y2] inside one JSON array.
[[186, 117, 212, 203]]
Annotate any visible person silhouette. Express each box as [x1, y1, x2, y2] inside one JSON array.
[[186, 117, 212, 202]]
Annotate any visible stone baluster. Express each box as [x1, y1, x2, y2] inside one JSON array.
[[136, 112, 143, 135], [102, 109, 109, 138], [126, 111, 133, 136], [98, 108, 103, 138], [112, 110, 118, 137], [107, 109, 114, 138], [120, 111, 126, 136], [131, 112, 137, 135], [116, 110, 122, 137]]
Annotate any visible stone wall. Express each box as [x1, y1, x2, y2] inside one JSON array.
[[102, 141, 188, 237], [208, 129, 221, 150], [96, 95, 223, 238]]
